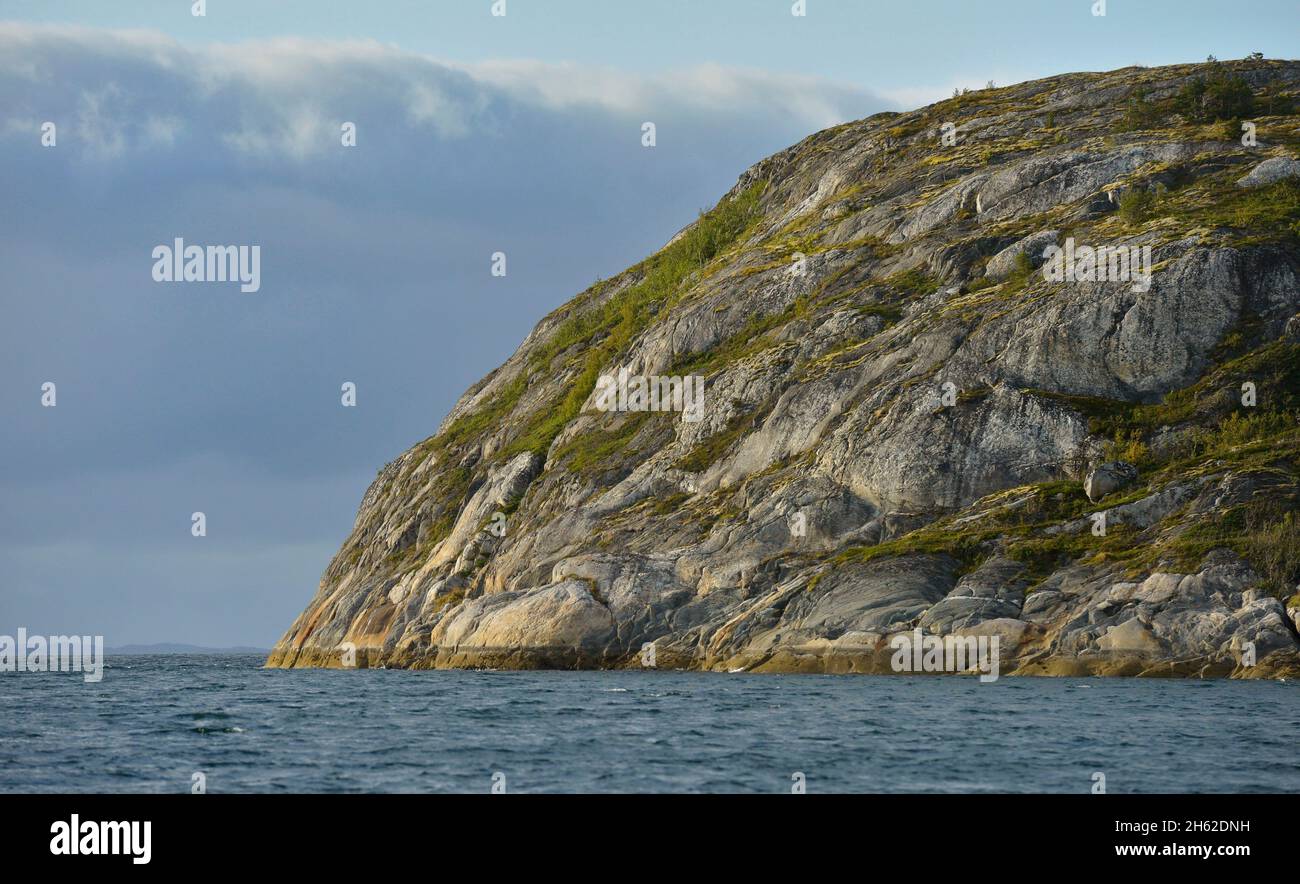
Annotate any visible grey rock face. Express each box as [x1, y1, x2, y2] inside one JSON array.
[[973, 143, 1201, 222], [790, 555, 957, 637], [980, 247, 1252, 401], [919, 557, 1028, 633]]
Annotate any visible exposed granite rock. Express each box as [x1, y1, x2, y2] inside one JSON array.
[[1237, 156, 1300, 188], [918, 556, 1027, 632], [1084, 461, 1138, 503], [269, 60, 1300, 680], [984, 230, 1059, 280]]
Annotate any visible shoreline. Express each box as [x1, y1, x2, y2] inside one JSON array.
[[264, 644, 1300, 680]]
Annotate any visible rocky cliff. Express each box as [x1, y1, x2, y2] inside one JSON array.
[[269, 60, 1300, 678]]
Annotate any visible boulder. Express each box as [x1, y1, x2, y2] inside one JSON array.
[[1097, 617, 1163, 654], [1236, 156, 1300, 188], [1084, 461, 1138, 502]]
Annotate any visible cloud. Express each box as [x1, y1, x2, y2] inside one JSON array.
[[0, 23, 893, 644], [461, 59, 879, 132], [0, 24, 895, 161]]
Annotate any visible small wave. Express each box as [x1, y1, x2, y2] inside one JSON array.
[[192, 726, 245, 734]]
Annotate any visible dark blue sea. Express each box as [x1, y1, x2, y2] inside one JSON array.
[[3, 655, 1298, 793]]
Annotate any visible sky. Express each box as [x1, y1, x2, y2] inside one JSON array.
[[1, 1, 1295, 648]]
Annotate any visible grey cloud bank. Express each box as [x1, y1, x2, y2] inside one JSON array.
[[0, 24, 891, 647]]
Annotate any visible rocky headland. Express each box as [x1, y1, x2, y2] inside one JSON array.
[[270, 59, 1300, 678]]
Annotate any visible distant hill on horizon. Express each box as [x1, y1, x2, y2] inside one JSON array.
[[106, 643, 269, 656]]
